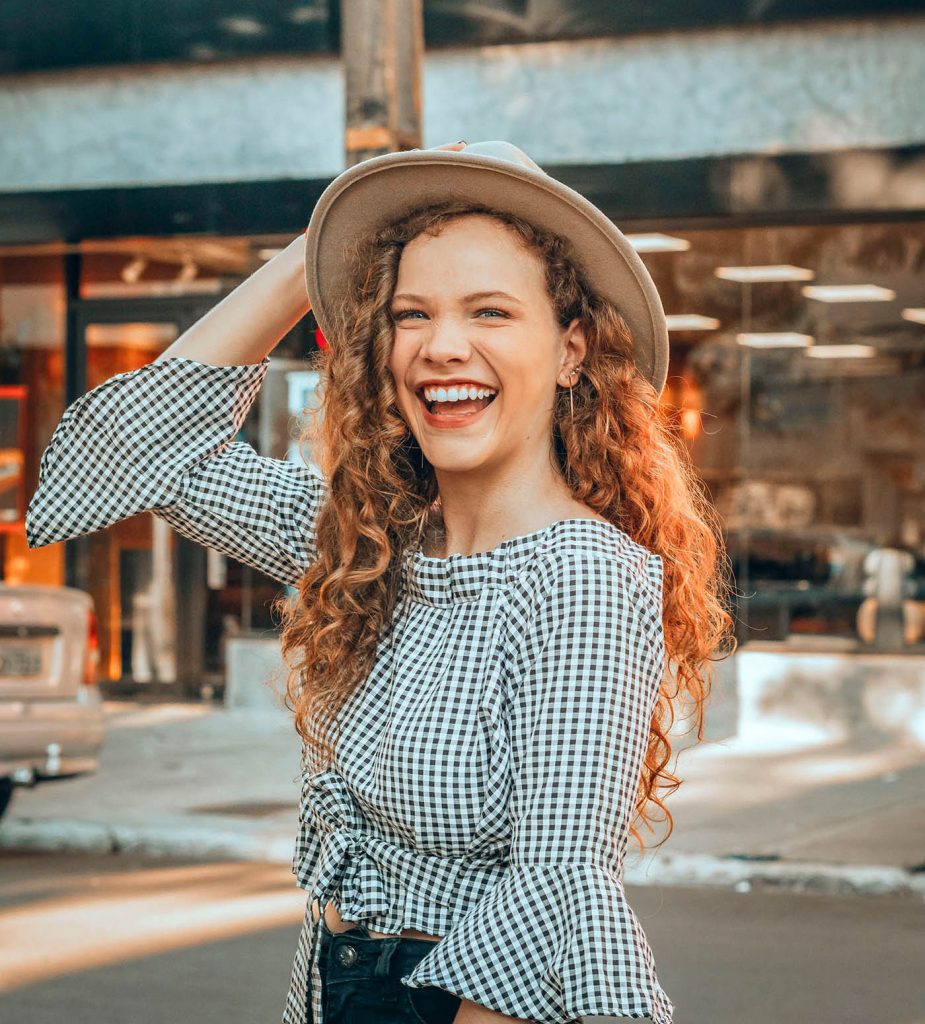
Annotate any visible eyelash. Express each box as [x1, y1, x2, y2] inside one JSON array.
[[392, 308, 507, 321]]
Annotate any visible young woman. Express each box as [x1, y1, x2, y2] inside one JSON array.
[[27, 140, 735, 1024]]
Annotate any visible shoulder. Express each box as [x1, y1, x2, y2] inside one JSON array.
[[528, 517, 661, 598], [502, 520, 667, 688], [505, 518, 664, 639]]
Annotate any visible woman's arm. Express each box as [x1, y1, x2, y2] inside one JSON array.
[[25, 356, 325, 584], [160, 141, 468, 368], [155, 231, 310, 367]]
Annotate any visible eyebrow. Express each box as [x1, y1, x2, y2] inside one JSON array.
[[391, 290, 523, 306]]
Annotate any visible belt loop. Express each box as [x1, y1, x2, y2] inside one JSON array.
[[373, 936, 401, 978]]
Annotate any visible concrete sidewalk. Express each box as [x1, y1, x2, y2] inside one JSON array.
[[1, 699, 923, 900]]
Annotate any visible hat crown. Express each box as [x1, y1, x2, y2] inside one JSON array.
[[438, 139, 544, 174]]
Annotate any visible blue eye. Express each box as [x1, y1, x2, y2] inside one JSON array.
[[391, 308, 507, 321]]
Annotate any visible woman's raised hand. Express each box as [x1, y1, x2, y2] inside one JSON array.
[[294, 141, 467, 321]]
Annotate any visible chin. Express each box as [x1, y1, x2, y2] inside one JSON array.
[[421, 431, 501, 471], [425, 451, 493, 475]]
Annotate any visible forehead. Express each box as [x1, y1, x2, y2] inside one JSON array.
[[395, 215, 545, 293]]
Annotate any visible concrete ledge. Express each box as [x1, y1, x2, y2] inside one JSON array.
[[0, 816, 297, 864], [4, 17, 925, 190], [736, 649, 925, 749], [626, 851, 925, 900]]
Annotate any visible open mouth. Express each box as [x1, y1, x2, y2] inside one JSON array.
[[416, 388, 498, 418]]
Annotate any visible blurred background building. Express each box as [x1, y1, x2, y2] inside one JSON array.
[[1, 1, 923, 709]]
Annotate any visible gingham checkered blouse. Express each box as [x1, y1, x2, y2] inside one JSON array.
[[26, 356, 675, 1024]]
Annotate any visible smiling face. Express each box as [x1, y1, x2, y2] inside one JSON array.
[[387, 214, 586, 479]]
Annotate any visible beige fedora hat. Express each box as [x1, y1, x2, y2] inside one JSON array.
[[304, 140, 669, 396]]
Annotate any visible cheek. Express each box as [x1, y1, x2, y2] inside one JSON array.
[[386, 344, 406, 391], [501, 375, 553, 418], [388, 331, 418, 372], [387, 343, 416, 416]]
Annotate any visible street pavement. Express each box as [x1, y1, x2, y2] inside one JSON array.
[[1, 698, 923, 900], [4, 850, 922, 1024]]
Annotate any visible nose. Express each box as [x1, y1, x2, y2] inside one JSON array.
[[418, 317, 473, 365]]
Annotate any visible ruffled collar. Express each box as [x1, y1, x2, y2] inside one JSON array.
[[399, 516, 628, 607]]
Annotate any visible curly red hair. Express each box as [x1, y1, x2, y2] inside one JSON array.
[[275, 200, 737, 852]]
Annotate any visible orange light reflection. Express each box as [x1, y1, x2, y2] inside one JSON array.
[[0, 860, 306, 992]]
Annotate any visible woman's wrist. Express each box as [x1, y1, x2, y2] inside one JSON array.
[[155, 230, 311, 366]]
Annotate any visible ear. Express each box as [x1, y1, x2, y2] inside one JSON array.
[[557, 318, 588, 384]]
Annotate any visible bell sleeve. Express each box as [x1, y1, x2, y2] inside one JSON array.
[[25, 355, 325, 587], [400, 550, 675, 1024]]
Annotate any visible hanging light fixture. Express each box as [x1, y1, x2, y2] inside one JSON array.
[[736, 333, 814, 348], [805, 344, 876, 358], [715, 265, 814, 283], [625, 233, 691, 253], [666, 314, 721, 331], [802, 284, 895, 302]]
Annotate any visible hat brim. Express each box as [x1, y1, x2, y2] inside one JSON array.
[[304, 149, 668, 396]]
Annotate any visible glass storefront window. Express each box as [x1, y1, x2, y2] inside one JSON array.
[[0, 277, 66, 587], [1, 241, 323, 696], [642, 220, 925, 653], [6, 219, 921, 696], [0, 387, 27, 529]]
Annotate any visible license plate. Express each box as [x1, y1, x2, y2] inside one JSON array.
[[0, 643, 43, 677]]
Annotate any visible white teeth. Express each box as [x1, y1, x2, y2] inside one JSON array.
[[422, 384, 498, 403]]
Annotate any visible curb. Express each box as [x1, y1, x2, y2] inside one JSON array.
[[3, 817, 923, 901], [0, 817, 296, 865], [625, 851, 925, 900]]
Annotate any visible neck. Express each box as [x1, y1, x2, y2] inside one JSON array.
[[425, 446, 587, 558]]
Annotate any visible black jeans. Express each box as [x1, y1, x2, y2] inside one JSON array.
[[317, 917, 462, 1024]]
